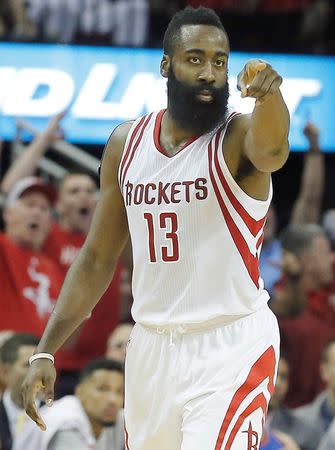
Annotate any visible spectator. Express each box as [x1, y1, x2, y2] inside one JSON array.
[[295, 338, 335, 438], [272, 224, 335, 406], [106, 322, 133, 363], [260, 121, 324, 296], [0, 333, 39, 450], [0, 331, 14, 398], [15, 358, 125, 450], [267, 354, 322, 449], [0, 177, 64, 336]]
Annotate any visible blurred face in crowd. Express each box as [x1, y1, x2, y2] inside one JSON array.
[[3, 345, 36, 408], [263, 205, 277, 245], [321, 342, 335, 392], [76, 369, 124, 437], [4, 191, 52, 251], [301, 234, 334, 287], [269, 357, 289, 411], [57, 174, 97, 234], [106, 323, 133, 364]]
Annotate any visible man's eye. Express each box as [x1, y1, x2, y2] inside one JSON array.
[[189, 57, 201, 64], [215, 60, 225, 67]]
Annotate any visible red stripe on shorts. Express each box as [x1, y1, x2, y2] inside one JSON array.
[[214, 346, 276, 450]]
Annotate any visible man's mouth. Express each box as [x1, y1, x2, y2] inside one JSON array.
[[78, 207, 90, 216], [28, 223, 39, 230], [197, 90, 213, 102]]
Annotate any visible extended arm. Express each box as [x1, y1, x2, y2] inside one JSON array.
[[240, 61, 290, 173], [290, 122, 324, 224], [1, 113, 64, 194]]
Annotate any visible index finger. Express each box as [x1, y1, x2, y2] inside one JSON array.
[[22, 383, 47, 431]]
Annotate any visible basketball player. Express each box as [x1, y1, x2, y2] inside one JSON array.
[[22, 6, 290, 450]]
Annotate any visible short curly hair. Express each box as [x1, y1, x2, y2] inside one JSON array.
[[163, 6, 228, 56]]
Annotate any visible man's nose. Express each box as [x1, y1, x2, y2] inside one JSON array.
[[198, 62, 215, 83]]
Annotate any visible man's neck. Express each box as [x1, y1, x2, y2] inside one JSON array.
[[161, 110, 197, 154], [58, 218, 86, 235], [90, 418, 103, 439], [6, 233, 40, 252]]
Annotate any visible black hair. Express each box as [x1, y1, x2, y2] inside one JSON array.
[[163, 6, 227, 56], [0, 333, 39, 364], [279, 224, 326, 256], [59, 171, 97, 189], [321, 337, 335, 363], [79, 358, 124, 383]]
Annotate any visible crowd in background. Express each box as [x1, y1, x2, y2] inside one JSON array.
[[1, 1, 335, 449], [0, 0, 334, 53]]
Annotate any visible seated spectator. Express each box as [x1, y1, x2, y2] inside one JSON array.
[[0, 333, 39, 450], [15, 359, 125, 450], [106, 322, 133, 363], [272, 224, 335, 407], [0, 177, 64, 336], [267, 354, 322, 449], [295, 338, 335, 438], [0, 331, 14, 398]]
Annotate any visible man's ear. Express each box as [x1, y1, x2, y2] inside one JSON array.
[[0, 362, 11, 387], [160, 55, 170, 78]]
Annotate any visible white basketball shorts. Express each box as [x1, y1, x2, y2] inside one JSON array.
[[124, 305, 280, 450]]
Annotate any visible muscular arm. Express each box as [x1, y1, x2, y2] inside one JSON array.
[[244, 90, 290, 173], [224, 61, 290, 200], [35, 122, 132, 355]]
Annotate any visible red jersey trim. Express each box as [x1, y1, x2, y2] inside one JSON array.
[[121, 113, 153, 189], [213, 127, 267, 237], [214, 346, 276, 450], [153, 109, 199, 158], [208, 139, 260, 288], [119, 115, 146, 187]]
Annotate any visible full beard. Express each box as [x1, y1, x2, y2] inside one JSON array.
[[167, 66, 230, 135]]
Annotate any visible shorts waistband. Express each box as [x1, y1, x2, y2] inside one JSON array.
[[140, 312, 249, 336]]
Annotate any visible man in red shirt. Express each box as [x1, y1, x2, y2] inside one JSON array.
[[0, 177, 64, 337], [271, 224, 335, 407]]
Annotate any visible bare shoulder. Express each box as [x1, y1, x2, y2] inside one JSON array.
[[100, 121, 134, 186], [103, 121, 134, 164]]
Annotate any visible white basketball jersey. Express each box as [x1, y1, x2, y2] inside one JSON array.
[[118, 110, 272, 326]]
